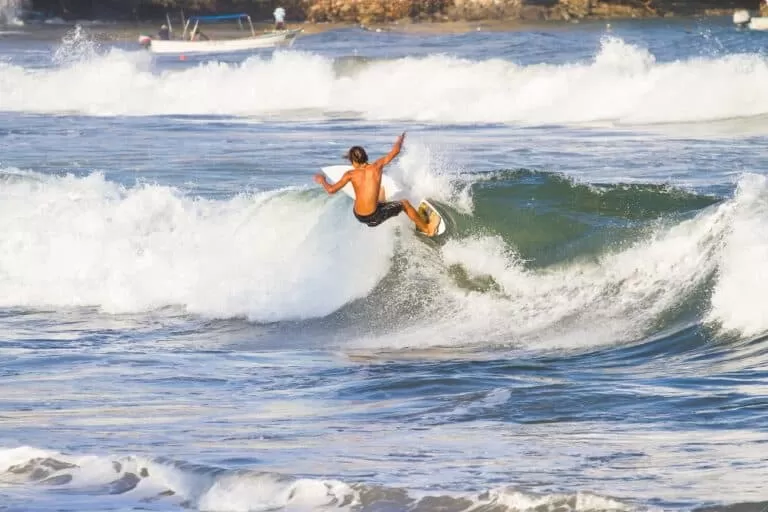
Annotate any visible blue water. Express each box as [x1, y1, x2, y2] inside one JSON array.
[[1, 16, 768, 511]]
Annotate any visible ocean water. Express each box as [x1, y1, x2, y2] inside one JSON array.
[[1, 15, 768, 512]]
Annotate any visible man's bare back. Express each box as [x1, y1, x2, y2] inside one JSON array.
[[344, 155, 391, 216], [314, 132, 440, 236]]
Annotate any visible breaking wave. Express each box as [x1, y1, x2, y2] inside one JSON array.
[[3, 32, 768, 125]]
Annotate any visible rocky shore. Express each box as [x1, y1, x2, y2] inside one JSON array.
[[23, 0, 755, 24], [302, 0, 660, 23]]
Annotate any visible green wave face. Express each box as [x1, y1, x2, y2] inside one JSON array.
[[450, 169, 720, 268]]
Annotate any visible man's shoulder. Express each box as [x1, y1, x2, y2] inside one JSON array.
[[344, 167, 363, 180], [349, 164, 378, 173]]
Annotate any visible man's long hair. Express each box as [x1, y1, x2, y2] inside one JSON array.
[[347, 146, 368, 165]]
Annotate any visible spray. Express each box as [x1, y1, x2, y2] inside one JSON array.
[[0, 0, 22, 25]]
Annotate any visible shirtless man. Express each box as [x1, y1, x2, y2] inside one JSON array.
[[314, 132, 440, 237]]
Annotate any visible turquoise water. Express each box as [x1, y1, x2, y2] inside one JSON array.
[[1, 16, 768, 511]]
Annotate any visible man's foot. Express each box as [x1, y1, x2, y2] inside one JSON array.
[[417, 207, 440, 237], [415, 201, 441, 237], [425, 211, 441, 236]]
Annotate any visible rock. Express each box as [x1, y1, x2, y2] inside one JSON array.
[[447, 0, 524, 21], [305, 0, 453, 23], [519, 5, 548, 20], [559, 0, 591, 18], [32, 0, 760, 25]]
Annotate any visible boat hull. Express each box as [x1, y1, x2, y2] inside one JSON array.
[[139, 29, 301, 54], [749, 17, 768, 30], [732, 9, 768, 30]]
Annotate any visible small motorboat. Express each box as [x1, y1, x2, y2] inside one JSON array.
[[733, 8, 768, 30], [138, 13, 301, 55]]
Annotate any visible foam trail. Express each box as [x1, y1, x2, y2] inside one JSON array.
[[4, 36, 768, 125], [0, 170, 396, 321]]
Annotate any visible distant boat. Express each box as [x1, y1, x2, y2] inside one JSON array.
[[733, 8, 768, 30], [138, 13, 301, 55]]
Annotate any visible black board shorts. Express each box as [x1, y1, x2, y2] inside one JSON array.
[[354, 201, 404, 227]]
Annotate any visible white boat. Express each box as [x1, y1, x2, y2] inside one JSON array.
[[143, 29, 301, 54], [733, 8, 768, 30], [138, 13, 301, 55], [749, 17, 768, 30]]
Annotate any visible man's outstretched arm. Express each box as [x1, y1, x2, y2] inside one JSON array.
[[374, 132, 406, 168], [314, 171, 352, 194]]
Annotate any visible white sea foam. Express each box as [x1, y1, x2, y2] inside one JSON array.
[[478, 487, 634, 511], [0, 169, 395, 322], [4, 34, 768, 126], [706, 173, 768, 337], [0, 446, 645, 511], [430, 173, 768, 348], [0, 448, 358, 510], [52, 25, 102, 65], [2, 166, 768, 343], [394, 141, 474, 213], [354, 180, 738, 351]]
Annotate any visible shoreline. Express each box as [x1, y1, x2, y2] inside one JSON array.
[[3, 12, 737, 43]]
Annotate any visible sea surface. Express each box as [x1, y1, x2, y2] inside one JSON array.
[[1, 15, 768, 512]]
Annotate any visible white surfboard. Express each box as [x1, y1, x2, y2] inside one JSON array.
[[417, 198, 447, 236], [320, 165, 447, 237], [321, 165, 403, 201]]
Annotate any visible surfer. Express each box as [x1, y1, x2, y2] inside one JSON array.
[[314, 132, 440, 236]]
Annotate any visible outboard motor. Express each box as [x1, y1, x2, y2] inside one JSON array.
[[138, 35, 152, 48]]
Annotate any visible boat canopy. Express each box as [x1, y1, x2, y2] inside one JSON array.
[[182, 12, 256, 39], [187, 14, 251, 23]]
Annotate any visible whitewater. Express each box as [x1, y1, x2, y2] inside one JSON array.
[[4, 28, 768, 125], [1, 15, 768, 512]]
